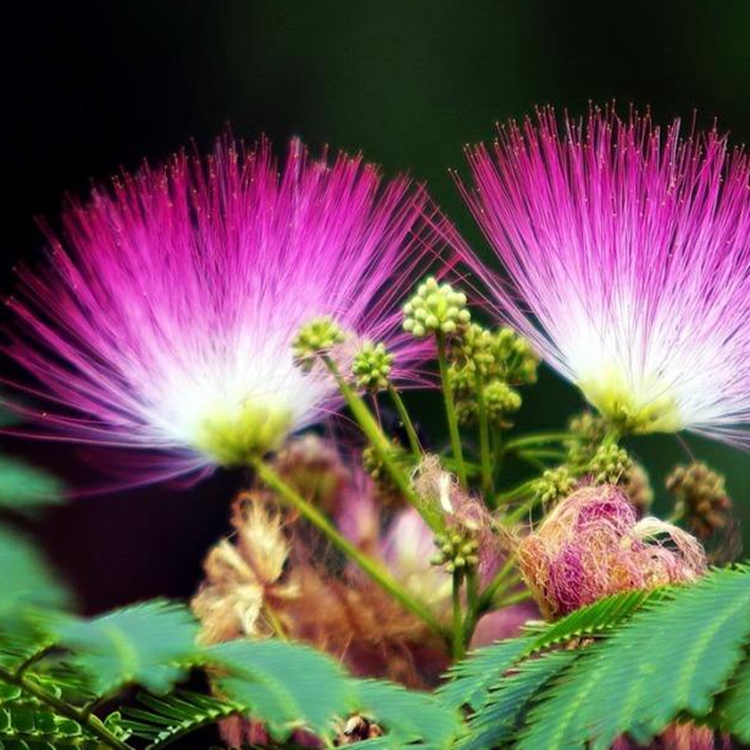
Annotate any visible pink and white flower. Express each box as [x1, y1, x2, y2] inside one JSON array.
[[457, 107, 750, 444], [4, 138, 445, 482]]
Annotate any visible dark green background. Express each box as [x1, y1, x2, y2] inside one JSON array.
[[3, 0, 750, 614]]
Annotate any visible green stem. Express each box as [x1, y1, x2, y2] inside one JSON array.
[[387, 383, 422, 457], [322, 356, 442, 532], [435, 331, 467, 488], [503, 494, 543, 526], [474, 371, 493, 499], [518, 448, 568, 461], [0, 665, 131, 749], [263, 603, 288, 640], [451, 571, 465, 660], [251, 457, 446, 639], [461, 568, 481, 648], [502, 432, 571, 453], [495, 478, 537, 505], [602, 426, 621, 447], [492, 429, 505, 482], [478, 555, 518, 612], [496, 588, 533, 607]]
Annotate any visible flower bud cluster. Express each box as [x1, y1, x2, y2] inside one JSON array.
[[667, 462, 734, 541], [485, 381, 522, 423], [442, 319, 536, 430], [534, 466, 575, 506], [352, 341, 394, 391], [361, 440, 409, 499], [292, 317, 346, 372], [565, 411, 609, 468], [587, 443, 632, 485], [492, 327, 540, 385], [402, 277, 471, 337], [430, 528, 480, 573]]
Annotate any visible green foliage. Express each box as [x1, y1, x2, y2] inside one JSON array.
[[520, 587, 661, 657], [516, 567, 750, 749], [716, 650, 750, 742], [211, 638, 351, 740], [0, 681, 100, 749], [42, 601, 202, 696], [0, 601, 462, 748], [456, 651, 578, 750], [122, 690, 242, 748], [437, 637, 532, 711], [351, 679, 461, 748], [442, 566, 750, 749], [0, 527, 69, 619], [0, 456, 64, 515], [210, 639, 461, 747]]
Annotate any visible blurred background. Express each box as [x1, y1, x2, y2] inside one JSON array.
[[3, 0, 750, 620]]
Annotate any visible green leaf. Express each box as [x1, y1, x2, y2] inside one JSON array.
[[352, 679, 462, 748], [457, 651, 577, 749], [0, 704, 99, 748], [436, 637, 532, 711], [210, 639, 353, 740], [0, 527, 69, 619], [42, 601, 201, 696], [121, 690, 242, 748], [515, 566, 750, 749], [0, 457, 64, 514], [716, 649, 750, 741], [522, 587, 661, 657]]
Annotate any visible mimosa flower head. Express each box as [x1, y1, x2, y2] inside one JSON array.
[[5, 137, 445, 483], [457, 106, 750, 446]]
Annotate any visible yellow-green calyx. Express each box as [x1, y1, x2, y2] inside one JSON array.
[[195, 401, 293, 465], [352, 341, 393, 391], [580, 371, 682, 435], [292, 316, 346, 372], [402, 277, 471, 337]]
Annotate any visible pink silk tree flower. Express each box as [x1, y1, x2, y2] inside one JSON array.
[[4, 138, 443, 483], [456, 106, 750, 445]]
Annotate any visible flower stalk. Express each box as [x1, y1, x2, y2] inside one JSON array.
[[251, 456, 446, 639], [436, 331, 467, 488], [387, 383, 422, 457], [474, 370, 493, 498], [322, 355, 443, 532]]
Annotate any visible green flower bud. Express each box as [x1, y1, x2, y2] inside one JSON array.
[[352, 341, 394, 391], [566, 411, 610, 468], [534, 466, 575, 506], [451, 323, 495, 373], [588, 443, 632, 485], [292, 317, 346, 372], [361, 440, 410, 501], [402, 277, 471, 337], [492, 327, 540, 384], [429, 524, 480, 572], [485, 380, 522, 427]]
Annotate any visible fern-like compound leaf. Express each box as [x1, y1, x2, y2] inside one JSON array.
[[210, 638, 353, 741], [716, 649, 750, 742], [121, 690, 242, 748], [41, 600, 201, 697], [515, 566, 750, 749], [436, 637, 532, 711], [457, 651, 578, 750], [352, 679, 462, 748]]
